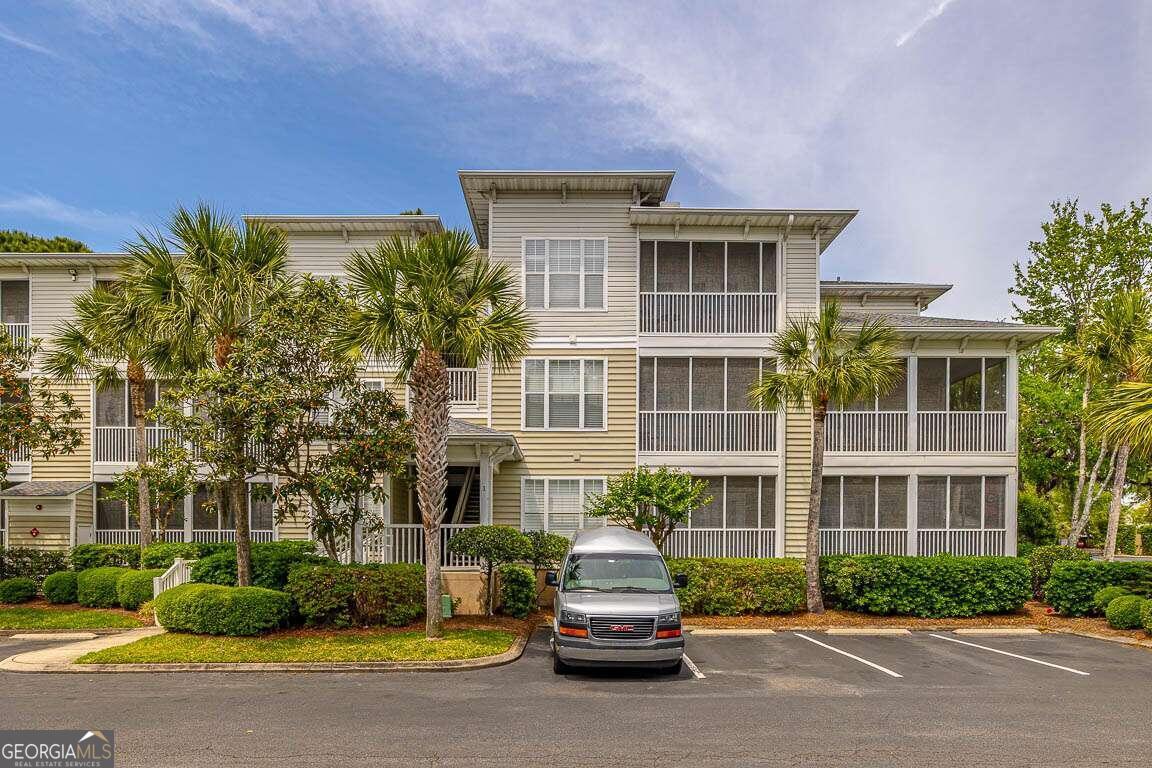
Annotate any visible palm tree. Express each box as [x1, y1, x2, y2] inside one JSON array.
[[45, 279, 166, 548], [133, 204, 291, 585], [1078, 290, 1152, 559], [341, 230, 532, 638], [751, 300, 900, 613]]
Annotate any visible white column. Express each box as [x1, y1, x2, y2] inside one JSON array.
[[906, 474, 918, 556], [479, 450, 494, 525], [1006, 352, 1019, 453], [906, 356, 918, 453], [183, 494, 193, 542], [1005, 470, 1019, 556]]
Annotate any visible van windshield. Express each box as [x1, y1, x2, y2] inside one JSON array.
[[561, 553, 672, 593]]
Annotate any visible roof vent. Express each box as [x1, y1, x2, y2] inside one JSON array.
[[659, 201, 681, 208]]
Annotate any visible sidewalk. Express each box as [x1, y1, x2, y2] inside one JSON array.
[[0, 627, 166, 672]]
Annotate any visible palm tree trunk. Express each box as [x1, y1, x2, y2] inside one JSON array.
[[127, 362, 152, 549], [806, 403, 828, 614], [411, 346, 450, 639], [1103, 441, 1131, 561], [229, 476, 253, 586]]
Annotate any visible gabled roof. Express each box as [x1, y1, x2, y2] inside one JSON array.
[[0, 481, 93, 499], [629, 207, 856, 253], [243, 214, 443, 235], [458, 170, 676, 247]]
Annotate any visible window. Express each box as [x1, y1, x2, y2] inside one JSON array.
[[821, 476, 908, 529], [521, 477, 605, 535], [523, 238, 606, 309], [0, 281, 29, 325], [688, 475, 775, 529], [95, 482, 184, 530], [640, 241, 777, 294], [523, 359, 606, 430], [192, 482, 275, 531], [639, 357, 772, 412], [918, 475, 1008, 530], [917, 358, 1008, 412], [94, 380, 166, 427]]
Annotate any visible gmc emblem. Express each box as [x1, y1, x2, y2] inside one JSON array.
[[610, 624, 635, 632]]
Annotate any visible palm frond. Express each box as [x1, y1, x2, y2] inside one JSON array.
[[1092, 381, 1152, 453]]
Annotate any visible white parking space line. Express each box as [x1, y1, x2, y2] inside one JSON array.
[[929, 633, 1090, 676], [682, 654, 706, 679], [793, 633, 903, 678]]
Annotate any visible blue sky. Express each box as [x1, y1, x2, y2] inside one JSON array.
[[1, 1, 1150, 319]]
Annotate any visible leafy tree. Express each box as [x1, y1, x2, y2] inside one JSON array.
[[751, 300, 900, 613], [0, 334, 84, 481], [340, 230, 533, 639], [131, 204, 291, 586], [1017, 360, 1082, 495], [524, 530, 570, 599], [585, 466, 711, 552], [0, 229, 89, 253], [1016, 484, 1059, 549], [106, 444, 197, 537], [447, 525, 531, 616], [399, 208, 425, 215]]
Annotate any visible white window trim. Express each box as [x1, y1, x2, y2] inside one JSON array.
[[521, 236, 609, 312], [519, 476, 607, 532], [521, 357, 609, 432]]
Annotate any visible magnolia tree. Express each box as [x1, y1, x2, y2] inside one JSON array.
[[447, 525, 531, 616], [585, 467, 711, 552]]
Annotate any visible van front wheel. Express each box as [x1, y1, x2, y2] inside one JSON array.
[[552, 654, 570, 675], [666, 659, 683, 675]]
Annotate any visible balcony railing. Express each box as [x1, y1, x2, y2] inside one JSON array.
[[824, 411, 908, 452], [448, 368, 478, 405], [94, 426, 179, 463], [639, 411, 776, 453], [359, 524, 480, 568], [917, 528, 1007, 556], [821, 528, 908, 555], [664, 528, 776, 558], [6, 444, 30, 464], [94, 529, 276, 544], [640, 292, 777, 334], [917, 411, 1007, 452], [4, 323, 29, 342]]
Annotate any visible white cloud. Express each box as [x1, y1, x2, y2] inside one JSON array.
[[896, 0, 961, 47], [0, 193, 143, 236], [0, 22, 57, 57]]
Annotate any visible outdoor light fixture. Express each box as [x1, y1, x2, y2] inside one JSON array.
[[68, 268, 78, 281]]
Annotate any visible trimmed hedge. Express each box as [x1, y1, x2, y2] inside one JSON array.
[[1105, 595, 1147, 630], [1093, 586, 1132, 615], [0, 547, 69, 581], [77, 567, 133, 608], [286, 563, 425, 628], [154, 583, 292, 636], [0, 577, 37, 604], [821, 555, 1031, 618], [1045, 560, 1152, 616], [42, 571, 78, 604], [140, 542, 232, 570], [498, 563, 536, 619], [117, 569, 164, 611], [666, 558, 805, 615], [190, 541, 326, 591], [1027, 545, 1090, 599], [1143, 600, 1152, 634], [70, 544, 140, 571]]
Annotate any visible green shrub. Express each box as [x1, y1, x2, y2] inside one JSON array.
[[821, 555, 1031, 618], [665, 558, 805, 615], [499, 564, 536, 618], [1139, 525, 1152, 556], [190, 541, 327, 590], [1117, 525, 1138, 556], [1105, 595, 1146, 630], [0, 577, 37, 604], [1016, 487, 1059, 550], [117, 569, 164, 611], [1027, 545, 1091, 599], [286, 563, 424, 628], [1142, 599, 1152, 634], [77, 567, 133, 608], [42, 571, 78, 604], [1045, 560, 1152, 616], [0, 547, 69, 581], [140, 542, 231, 569], [70, 544, 140, 571], [153, 583, 292, 636], [447, 525, 531, 614], [1093, 586, 1133, 615]]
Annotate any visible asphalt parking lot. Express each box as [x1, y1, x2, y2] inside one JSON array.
[[2, 629, 1151, 767]]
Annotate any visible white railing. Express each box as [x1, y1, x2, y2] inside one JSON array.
[[917, 411, 1007, 452], [359, 523, 481, 568], [821, 528, 908, 555], [4, 323, 29, 342], [917, 528, 1008, 556], [639, 411, 776, 453], [6, 444, 30, 464], [640, 292, 777, 334], [191, 529, 277, 543], [664, 528, 776, 558], [153, 558, 197, 599], [448, 368, 478, 405], [824, 411, 908, 452], [93, 425, 180, 463], [94, 529, 187, 544]]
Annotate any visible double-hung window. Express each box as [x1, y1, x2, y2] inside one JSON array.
[[524, 238, 606, 309], [524, 358, 606, 430], [521, 477, 606, 535]]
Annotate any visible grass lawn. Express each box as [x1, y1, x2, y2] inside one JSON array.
[[77, 629, 517, 664], [0, 605, 143, 630]]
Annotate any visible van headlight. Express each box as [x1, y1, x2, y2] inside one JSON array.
[[560, 610, 586, 624], [658, 611, 681, 624]]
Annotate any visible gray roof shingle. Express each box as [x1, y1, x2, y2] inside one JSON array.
[[1, 481, 93, 498]]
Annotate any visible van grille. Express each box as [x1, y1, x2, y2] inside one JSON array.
[[589, 616, 655, 640]]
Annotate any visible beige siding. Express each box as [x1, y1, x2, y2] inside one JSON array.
[[6, 503, 71, 550], [282, 232, 407, 275], [276, 501, 311, 541], [784, 235, 820, 315], [782, 404, 813, 557], [74, 487, 93, 527], [488, 192, 637, 337], [29, 269, 92, 343], [824, 296, 922, 314], [490, 347, 636, 527], [31, 382, 91, 482]]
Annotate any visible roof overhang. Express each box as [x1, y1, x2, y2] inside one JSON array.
[[822, 281, 952, 306], [0, 481, 94, 500], [841, 312, 1060, 350], [0, 252, 126, 268], [243, 214, 443, 236], [459, 170, 676, 247], [629, 207, 856, 253], [446, 419, 523, 463]]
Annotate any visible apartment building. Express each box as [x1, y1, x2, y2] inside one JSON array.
[[0, 170, 1055, 564]]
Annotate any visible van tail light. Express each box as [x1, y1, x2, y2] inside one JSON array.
[[656, 628, 682, 639], [558, 625, 588, 638]]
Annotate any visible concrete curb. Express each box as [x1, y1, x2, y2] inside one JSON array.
[[1051, 629, 1152, 651], [0, 628, 143, 638], [1, 628, 531, 674]]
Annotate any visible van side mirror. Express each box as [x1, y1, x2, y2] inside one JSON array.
[[545, 571, 559, 587], [673, 573, 688, 589]]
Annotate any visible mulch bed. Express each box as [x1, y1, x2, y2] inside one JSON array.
[[9, 599, 141, 620]]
